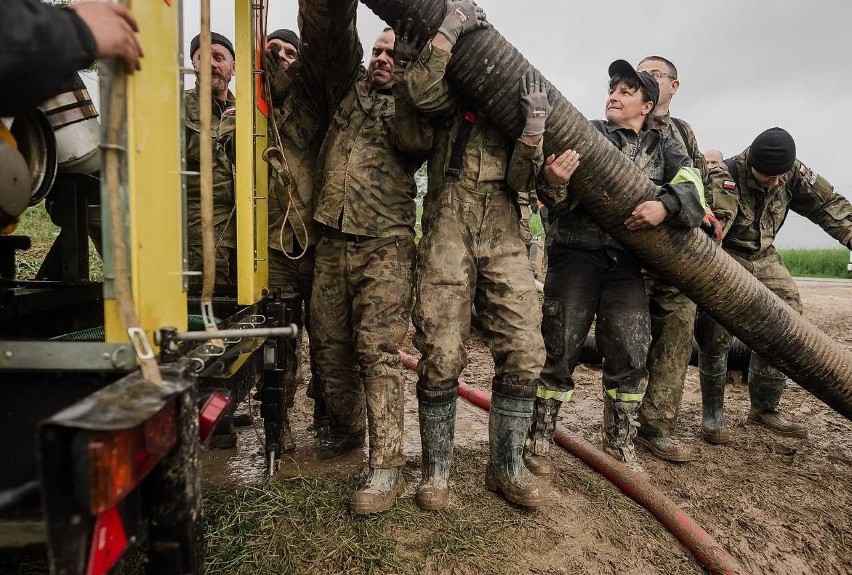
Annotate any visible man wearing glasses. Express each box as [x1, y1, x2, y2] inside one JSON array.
[[634, 56, 709, 463]]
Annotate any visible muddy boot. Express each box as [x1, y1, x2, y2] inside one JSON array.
[[746, 354, 807, 439], [231, 410, 253, 427], [350, 467, 405, 515], [635, 434, 695, 463], [698, 352, 731, 445], [602, 397, 644, 473], [485, 392, 544, 508], [416, 401, 456, 511], [280, 408, 297, 453], [308, 397, 331, 441], [523, 397, 562, 477], [316, 431, 365, 460]]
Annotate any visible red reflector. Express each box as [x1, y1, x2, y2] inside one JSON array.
[[199, 392, 230, 443], [86, 401, 178, 515], [463, 111, 477, 123], [86, 507, 128, 575]]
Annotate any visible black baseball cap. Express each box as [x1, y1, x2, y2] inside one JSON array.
[[608, 59, 659, 109]]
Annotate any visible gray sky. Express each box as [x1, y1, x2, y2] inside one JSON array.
[[181, 0, 852, 249]]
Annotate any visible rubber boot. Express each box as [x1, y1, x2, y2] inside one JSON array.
[[698, 352, 731, 444], [747, 354, 807, 438], [416, 401, 456, 511], [485, 393, 544, 508], [316, 427, 365, 460], [308, 397, 331, 441], [523, 397, 562, 477], [350, 467, 405, 515], [280, 408, 297, 453], [602, 396, 644, 473]]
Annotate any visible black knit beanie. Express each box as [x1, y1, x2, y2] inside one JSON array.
[[268, 29, 301, 51], [190, 32, 235, 60], [747, 127, 796, 176]]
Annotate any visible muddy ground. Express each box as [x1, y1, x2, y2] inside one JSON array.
[[200, 281, 852, 575]]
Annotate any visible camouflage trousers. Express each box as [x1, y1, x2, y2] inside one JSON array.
[[414, 185, 544, 405], [310, 233, 414, 468], [518, 204, 533, 250], [694, 252, 802, 404], [538, 247, 650, 403], [638, 278, 697, 437], [269, 246, 320, 408], [187, 244, 236, 286]]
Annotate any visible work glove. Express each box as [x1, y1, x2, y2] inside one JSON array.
[[262, 49, 299, 105], [520, 69, 550, 137], [700, 213, 723, 243], [437, 0, 489, 46], [392, 18, 425, 73]]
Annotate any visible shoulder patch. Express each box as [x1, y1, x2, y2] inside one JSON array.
[[808, 171, 818, 185], [799, 164, 808, 176], [723, 180, 737, 190]]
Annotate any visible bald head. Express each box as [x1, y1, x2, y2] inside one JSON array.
[[704, 149, 724, 169]]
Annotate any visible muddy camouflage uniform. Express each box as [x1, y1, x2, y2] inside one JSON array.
[[639, 113, 708, 440], [266, 5, 332, 417], [404, 43, 545, 410], [309, 3, 432, 469], [698, 151, 852, 414], [184, 86, 237, 285]]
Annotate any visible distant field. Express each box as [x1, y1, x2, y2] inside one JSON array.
[[778, 248, 851, 279]]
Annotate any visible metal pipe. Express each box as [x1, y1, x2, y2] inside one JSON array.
[[398, 350, 746, 575], [167, 325, 298, 342], [363, 0, 852, 420]]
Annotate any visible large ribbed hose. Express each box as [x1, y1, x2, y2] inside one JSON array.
[[361, 0, 852, 420]]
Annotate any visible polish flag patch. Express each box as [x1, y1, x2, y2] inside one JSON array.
[[723, 180, 737, 190]]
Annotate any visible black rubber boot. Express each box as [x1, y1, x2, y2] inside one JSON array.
[[698, 352, 731, 444], [416, 401, 456, 511], [485, 392, 544, 508], [747, 354, 807, 438], [523, 397, 562, 477]]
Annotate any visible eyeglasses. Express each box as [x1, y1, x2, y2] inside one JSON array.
[[647, 70, 676, 80]]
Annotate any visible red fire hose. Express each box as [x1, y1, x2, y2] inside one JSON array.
[[398, 350, 746, 575]]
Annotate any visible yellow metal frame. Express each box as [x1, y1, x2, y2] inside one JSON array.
[[104, 0, 187, 343], [235, 0, 269, 304]]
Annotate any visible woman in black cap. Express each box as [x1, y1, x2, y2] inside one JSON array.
[[523, 60, 706, 475]]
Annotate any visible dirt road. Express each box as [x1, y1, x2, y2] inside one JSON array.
[[204, 282, 852, 575]]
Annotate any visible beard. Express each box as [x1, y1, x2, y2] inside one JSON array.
[[211, 75, 229, 95]]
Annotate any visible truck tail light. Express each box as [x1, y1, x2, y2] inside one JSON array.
[[199, 391, 229, 443], [85, 507, 128, 575], [84, 400, 178, 515]]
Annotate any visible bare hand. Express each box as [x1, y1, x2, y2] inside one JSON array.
[[625, 200, 668, 230], [70, 1, 143, 72], [543, 150, 580, 185]]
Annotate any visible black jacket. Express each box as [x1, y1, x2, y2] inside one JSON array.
[[0, 0, 97, 115]]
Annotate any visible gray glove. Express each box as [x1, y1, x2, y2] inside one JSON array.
[[437, 0, 489, 46], [520, 69, 550, 137]]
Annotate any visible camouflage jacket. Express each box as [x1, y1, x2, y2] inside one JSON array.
[[267, 0, 332, 253], [312, 0, 432, 239], [647, 112, 708, 182], [546, 120, 704, 253], [401, 43, 526, 211], [184, 86, 237, 248], [707, 150, 852, 259]]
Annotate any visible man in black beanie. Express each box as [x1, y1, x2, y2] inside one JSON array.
[[697, 127, 852, 443], [267, 29, 300, 71]]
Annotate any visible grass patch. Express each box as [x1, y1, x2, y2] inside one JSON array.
[[13, 202, 103, 281], [202, 448, 528, 575], [778, 248, 850, 279]]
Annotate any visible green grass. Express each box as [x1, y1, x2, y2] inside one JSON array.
[[200, 448, 529, 575], [778, 248, 851, 279], [12, 203, 103, 281]]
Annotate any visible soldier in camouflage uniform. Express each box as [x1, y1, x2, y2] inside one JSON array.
[[699, 127, 852, 442], [634, 56, 710, 462], [261, 17, 332, 446], [309, 1, 433, 515], [523, 61, 706, 475], [398, 1, 547, 511], [185, 33, 237, 285]]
